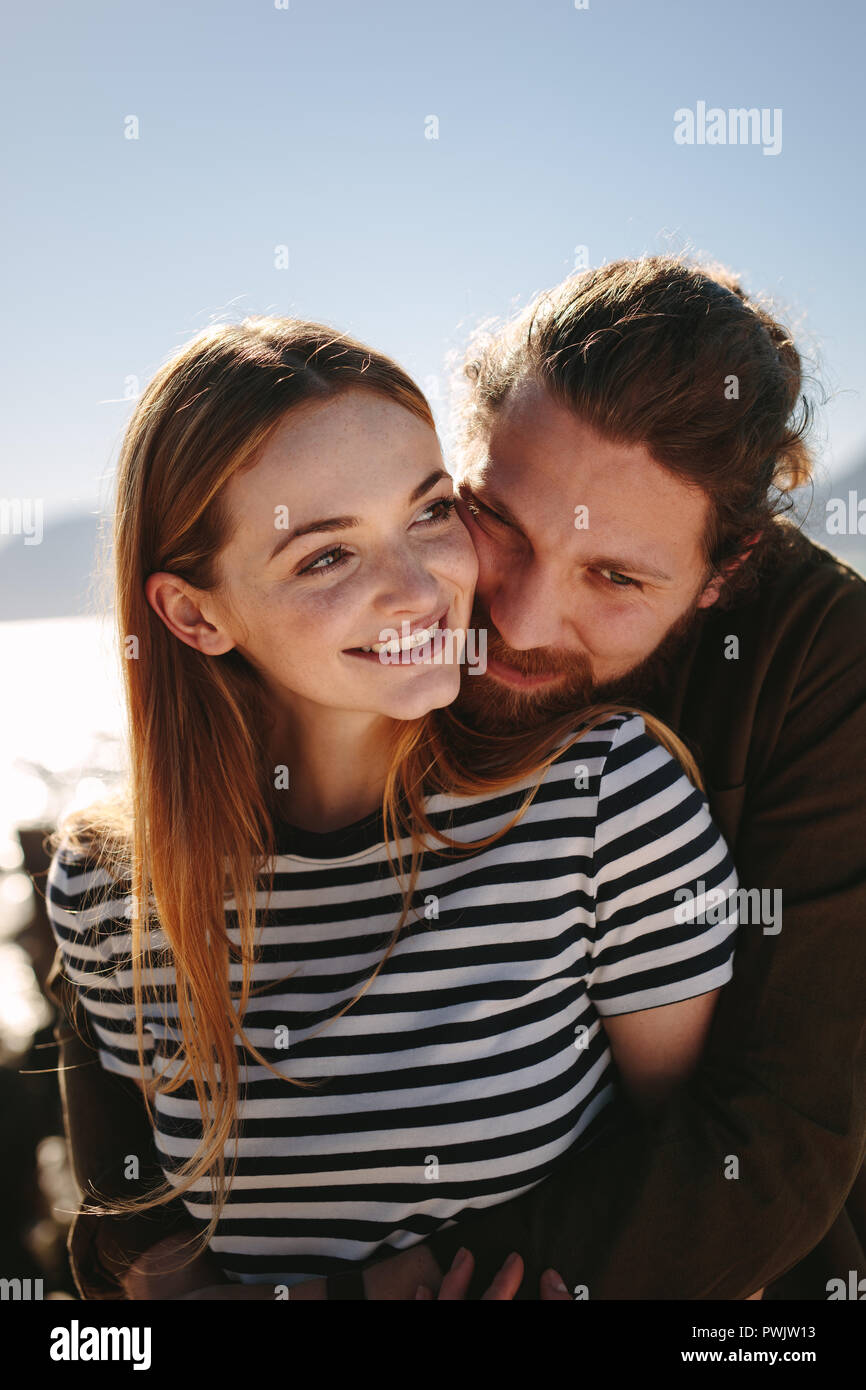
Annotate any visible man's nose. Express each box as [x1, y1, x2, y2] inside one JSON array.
[[487, 561, 571, 652]]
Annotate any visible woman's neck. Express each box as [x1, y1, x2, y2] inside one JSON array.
[[267, 700, 398, 834]]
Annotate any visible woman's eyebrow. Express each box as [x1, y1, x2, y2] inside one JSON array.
[[268, 513, 358, 563], [267, 468, 450, 563], [407, 467, 451, 504]]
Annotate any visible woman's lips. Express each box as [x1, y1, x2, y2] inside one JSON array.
[[484, 655, 564, 689], [344, 608, 450, 662]]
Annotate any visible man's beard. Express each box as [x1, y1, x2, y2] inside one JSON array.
[[454, 594, 706, 736]]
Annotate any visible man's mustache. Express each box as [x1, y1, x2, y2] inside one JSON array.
[[455, 592, 706, 737], [470, 603, 589, 682]]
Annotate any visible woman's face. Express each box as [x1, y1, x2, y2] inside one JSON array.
[[210, 388, 478, 725]]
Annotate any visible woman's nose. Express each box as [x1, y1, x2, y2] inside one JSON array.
[[373, 550, 442, 614]]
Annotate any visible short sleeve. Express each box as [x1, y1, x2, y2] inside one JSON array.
[[45, 842, 157, 1084], [586, 714, 737, 1017]]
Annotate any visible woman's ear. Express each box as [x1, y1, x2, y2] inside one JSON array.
[[144, 572, 236, 656]]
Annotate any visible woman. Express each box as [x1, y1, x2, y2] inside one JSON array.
[[44, 317, 738, 1298]]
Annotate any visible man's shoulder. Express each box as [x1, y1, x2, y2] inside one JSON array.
[[714, 524, 866, 666], [683, 525, 866, 793], [752, 524, 866, 627]]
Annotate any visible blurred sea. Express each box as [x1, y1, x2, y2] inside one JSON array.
[[0, 613, 127, 1052]]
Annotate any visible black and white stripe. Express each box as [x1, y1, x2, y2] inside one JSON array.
[[46, 714, 737, 1285]]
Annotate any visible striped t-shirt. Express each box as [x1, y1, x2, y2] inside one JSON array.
[[46, 713, 737, 1286]]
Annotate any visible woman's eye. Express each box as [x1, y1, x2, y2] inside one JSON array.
[[297, 499, 456, 576], [598, 567, 641, 590], [300, 544, 349, 576], [415, 495, 458, 526]]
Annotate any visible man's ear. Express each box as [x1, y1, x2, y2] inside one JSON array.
[[696, 531, 762, 609]]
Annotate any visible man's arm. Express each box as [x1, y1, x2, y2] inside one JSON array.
[[422, 569, 866, 1299]]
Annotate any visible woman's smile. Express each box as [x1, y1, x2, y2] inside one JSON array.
[[343, 606, 451, 663]]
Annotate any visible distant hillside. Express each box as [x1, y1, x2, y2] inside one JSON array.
[[0, 511, 110, 621]]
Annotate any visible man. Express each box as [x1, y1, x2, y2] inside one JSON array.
[[47, 255, 866, 1300]]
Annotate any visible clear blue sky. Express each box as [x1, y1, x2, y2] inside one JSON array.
[[2, 0, 864, 524]]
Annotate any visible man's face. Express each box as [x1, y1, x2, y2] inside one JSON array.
[[453, 379, 723, 732]]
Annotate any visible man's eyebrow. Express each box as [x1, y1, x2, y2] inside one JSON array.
[[267, 468, 450, 563]]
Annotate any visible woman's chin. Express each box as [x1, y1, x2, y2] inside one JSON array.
[[374, 668, 462, 720]]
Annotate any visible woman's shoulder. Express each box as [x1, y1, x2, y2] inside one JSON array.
[[544, 710, 656, 785], [45, 831, 135, 953], [44, 831, 157, 1053], [543, 709, 715, 842], [488, 712, 664, 829]]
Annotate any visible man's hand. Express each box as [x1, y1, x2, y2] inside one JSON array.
[[539, 1268, 572, 1300], [179, 1279, 328, 1299], [365, 1240, 572, 1299], [415, 1251, 572, 1299], [121, 1233, 232, 1300], [175, 1251, 573, 1300], [415, 1249, 525, 1299]]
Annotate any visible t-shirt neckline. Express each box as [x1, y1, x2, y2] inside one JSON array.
[[272, 803, 388, 860]]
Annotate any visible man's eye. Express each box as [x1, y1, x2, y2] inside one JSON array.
[[464, 496, 507, 526], [598, 567, 641, 589], [300, 545, 348, 576]]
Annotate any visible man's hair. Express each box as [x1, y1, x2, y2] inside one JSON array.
[[459, 255, 816, 607]]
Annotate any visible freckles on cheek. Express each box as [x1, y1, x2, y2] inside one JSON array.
[[229, 582, 292, 657], [446, 534, 481, 586], [291, 583, 362, 649]]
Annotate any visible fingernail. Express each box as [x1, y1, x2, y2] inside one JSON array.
[[415, 1284, 429, 1299], [451, 1246, 469, 1271], [542, 1268, 569, 1293], [505, 1251, 522, 1272]]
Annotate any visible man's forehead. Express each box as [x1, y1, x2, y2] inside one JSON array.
[[468, 442, 698, 521], [461, 413, 709, 574]]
